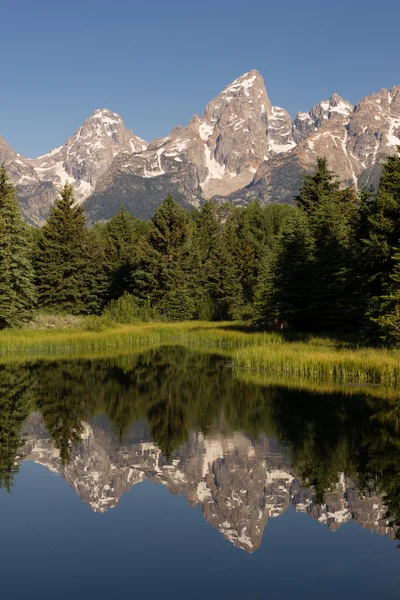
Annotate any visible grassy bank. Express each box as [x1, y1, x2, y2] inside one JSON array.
[[232, 343, 400, 385], [1, 321, 400, 385]]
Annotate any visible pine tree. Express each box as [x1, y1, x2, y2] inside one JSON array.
[[364, 146, 400, 297], [307, 190, 361, 331], [236, 202, 295, 314], [148, 193, 191, 259], [253, 244, 280, 326], [132, 194, 197, 320], [34, 183, 90, 314], [0, 164, 36, 328], [293, 158, 363, 332], [272, 210, 315, 329], [84, 227, 108, 314], [295, 157, 340, 214], [372, 251, 400, 344], [103, 206, 146, 301], [193, 202, 243, 320]]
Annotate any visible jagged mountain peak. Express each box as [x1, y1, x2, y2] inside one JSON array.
[[26, 107, 148, 206], [218, 69, 264, 99], [91, 107, 122, 119], [317, 93, 354, 117], [5, 73, 400, 225], [292, 93, 354, 144]]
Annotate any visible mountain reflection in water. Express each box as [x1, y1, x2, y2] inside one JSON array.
[[1, 346, 400, 553]]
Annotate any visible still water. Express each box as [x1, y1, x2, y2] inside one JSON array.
[[0, 347, 399, 599]]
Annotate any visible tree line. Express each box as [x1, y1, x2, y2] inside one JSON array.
[[1, 147, 400, 343]]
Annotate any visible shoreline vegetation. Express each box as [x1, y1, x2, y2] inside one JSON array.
[[2, 148, 400, 373], [2, 320, 400, 387]]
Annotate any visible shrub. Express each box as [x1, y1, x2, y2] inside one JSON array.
[[102, 293, 140, 324]]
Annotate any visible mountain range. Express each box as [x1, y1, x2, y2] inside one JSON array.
[[23, 414, 396, 553], [2, 71, 400, 224]]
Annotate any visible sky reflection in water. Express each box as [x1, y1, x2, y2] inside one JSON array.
[[0, 347, 399, 599]]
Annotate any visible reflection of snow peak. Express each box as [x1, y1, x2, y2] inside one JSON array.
[[23, 417, 395, 551]]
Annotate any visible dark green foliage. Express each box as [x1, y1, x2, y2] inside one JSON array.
[[372, 251, 400, 344], [102, 292, 141, 323], [257, 158, 364, 332], [193, 203, 242, 320], [256, 210, 315, 328], [34, 184, 92, 314], [365, 146, 400, 295], [131, 194, 198, 320], [102, 206, 149, 301], [14, 150, 400, 339], [295, 157, 340, 214], [307, 187, 362, 331], [0, 164, 36, 328], [84, 227, 108, 314], [0, 365, 32, 491], [235, 202, 295, 308]]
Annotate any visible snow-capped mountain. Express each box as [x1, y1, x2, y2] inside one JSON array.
[[27, 108, 147, 205], [2, 70, 400, 224], [242, 84, 400, 206], [22, 415, 396, 553], [84, 70, 297, 221]]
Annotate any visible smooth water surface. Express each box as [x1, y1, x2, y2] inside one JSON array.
[[0, 347, 399, 599]]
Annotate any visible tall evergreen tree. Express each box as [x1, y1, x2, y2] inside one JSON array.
[[34, 184, 90, 314], [270, 210, 315, 329], [364, 146, 400, 298], [236, 203, 295, 311], [84, 227, 108, 314], [307, 189, 361, 331], [194, 202, 242, 320], [0, 164, 36, 328], [372, 251, 400, 344], [103, 206, 148, 301], [131, 194, 197, 320], [292, 158, 363, 332], [295, 157, 340, 214]]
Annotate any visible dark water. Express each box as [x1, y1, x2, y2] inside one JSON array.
[[0, 347, 399, 599]]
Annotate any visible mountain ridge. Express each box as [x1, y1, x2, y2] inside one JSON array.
[[1, 71, 399, 224]]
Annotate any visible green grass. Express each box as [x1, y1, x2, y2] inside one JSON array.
[[233, 342, 400, 385], [1, 320, 400, 386]]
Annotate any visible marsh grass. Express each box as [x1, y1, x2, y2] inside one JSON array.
[[233, 343, 400, 385], [1, 320, 400, 386]]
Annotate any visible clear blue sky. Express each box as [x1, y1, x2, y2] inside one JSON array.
[[2, 0, 400, 157]]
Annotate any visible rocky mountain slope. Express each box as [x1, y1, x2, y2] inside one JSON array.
[[239, 85, 400, 206], [0, 110, 147, 224], [2, 72, 400, 223], [84, 70, 297, 221], [22, 414, 396, 553]]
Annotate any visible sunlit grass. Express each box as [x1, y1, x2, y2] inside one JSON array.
[[233, 343, 400, 385], [1, 320, 400, 386]]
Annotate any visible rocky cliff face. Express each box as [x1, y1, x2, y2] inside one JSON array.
[[241, 85, 400, 206], [0, 134, 59, 225], [85, 71, 296, 222], [22, 414, 396, 553], [27, 109, 147, 207], [4, 73, 400, 223]]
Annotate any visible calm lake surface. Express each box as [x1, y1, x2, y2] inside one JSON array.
[[0, 347, 399, 599]]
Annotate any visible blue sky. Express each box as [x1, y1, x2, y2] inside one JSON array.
[[2, 0, 400, 157]]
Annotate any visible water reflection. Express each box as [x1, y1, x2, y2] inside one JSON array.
[[1, 347, 400, 552]]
